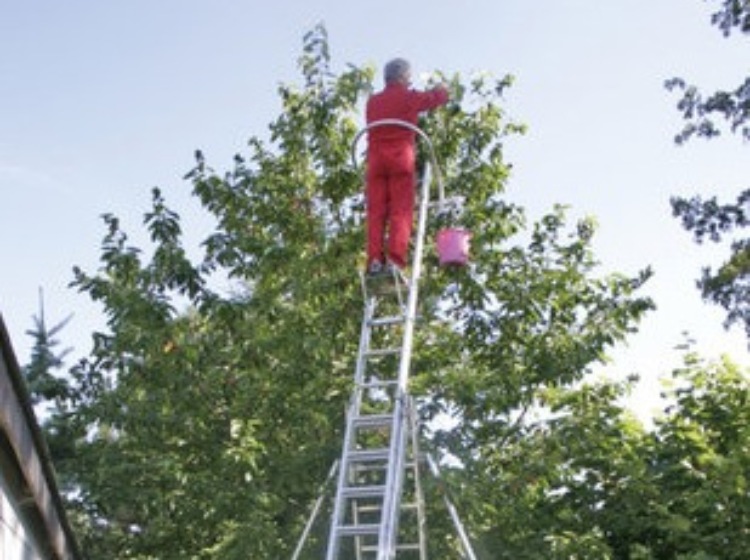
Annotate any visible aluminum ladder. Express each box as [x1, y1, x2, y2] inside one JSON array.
[[324, 272, 425, 559], [291, 121, 478, 560], [322, 120, 442, 560]]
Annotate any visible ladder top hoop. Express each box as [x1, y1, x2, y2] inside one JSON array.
[[351, 119, 445, 209]]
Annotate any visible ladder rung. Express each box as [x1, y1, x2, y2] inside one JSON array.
[[341, 484, 386, 499], [355, 503, 383, 514], [364, 347, 400, 357], [355, 499, 417, 514], [336, 523, 380, 537], [368, 315, 405, 327], [347, 448, 390, 463], [352, 414, 393, 429], [360, 379, 397, 389], [361, 542, 421, 553]]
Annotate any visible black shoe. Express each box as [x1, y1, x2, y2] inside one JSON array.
[[367, 260, 384, 276]]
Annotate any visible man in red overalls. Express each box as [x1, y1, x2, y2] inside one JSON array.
[[366, 58, 449, 275]]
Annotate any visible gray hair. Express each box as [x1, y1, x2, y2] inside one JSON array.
[[384, 58, 411, 84]]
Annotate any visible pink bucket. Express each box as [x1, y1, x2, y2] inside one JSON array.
[[436, 228, 471, 267]]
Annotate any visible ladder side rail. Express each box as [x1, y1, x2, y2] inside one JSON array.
[[352, 299, 377, 560], [352, 500, 364, 560], [377, 396, 408, 559], [397, 155, 432, 391], [408, 399, 429, 560], [325, 298, 378, 560], [291, 460, 339, 560], [383, 397, 429, 559], [426, 454, 479, 560], [378, 160, 436, 559], [353, 296, 377, 390]]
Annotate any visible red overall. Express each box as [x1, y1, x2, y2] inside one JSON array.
[[366, 83, 449, 268]]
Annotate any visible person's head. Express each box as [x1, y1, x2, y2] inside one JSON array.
[[384, 58, 411, 86]]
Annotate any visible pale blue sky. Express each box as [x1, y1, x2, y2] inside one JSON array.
[[2, 1, 748, 416]]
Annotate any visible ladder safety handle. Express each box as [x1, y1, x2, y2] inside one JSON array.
[[351, 119, 445, 209]]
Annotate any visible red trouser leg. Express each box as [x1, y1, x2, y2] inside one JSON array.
[[366, 169, 388, 266], [386, 171, 415, 268]]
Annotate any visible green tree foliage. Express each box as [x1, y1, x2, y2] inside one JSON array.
[[671, 190, 750, 339], [665, 1, 750, 143], [667, 1, 750, 342], [647, 353, 750, 559], [49, 25, 655, 558], [461, 352, 750, 559]]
